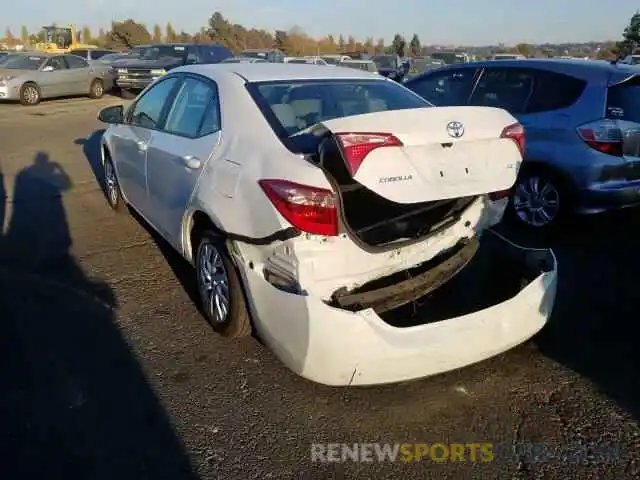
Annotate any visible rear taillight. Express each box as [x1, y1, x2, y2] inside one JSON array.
[[335, 132, 403, 175], [500, 123, 525, 156], [577, 120, 623, 156], [258, 179, 338, 236]]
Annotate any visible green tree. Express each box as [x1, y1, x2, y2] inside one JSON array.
[[82, 26, 92, 44], [152, 24, 162, 42], [616, 11, 640, 57], [274, 30, 292, 53], [375, 38, 385, 54], [165, 22, 176, 42], [338, 34, 345, 52], [347, 35, 356, 51], [515, 43, 533, 57], [4, 28, 14, 44], [391, 33, 406, 56], [107, 20, 151, 48], [363, 37, 374, 53], [20, 25, 29, 45], [409, 34, 421, 56]]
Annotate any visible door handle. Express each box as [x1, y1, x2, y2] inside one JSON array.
[[181, 155, 201, 169], [136, 141, 147, 152]]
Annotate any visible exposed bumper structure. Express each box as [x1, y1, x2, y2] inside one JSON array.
[[239, 229, 557, 386]]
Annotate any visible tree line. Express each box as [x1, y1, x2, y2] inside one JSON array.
[[0, 12, 424, 56], [4, 10, 640, 59]]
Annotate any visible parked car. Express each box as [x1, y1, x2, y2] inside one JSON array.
[[69, 48, 118, 65], [371, 54, 405, 81], [0, 51, 8, 61], [285, 57, 328, 65], [337, 59, 378, 73], [96, 52, 131, 65], [114, 43, 233, 92], [0, 53, 114, 105], [321, 55, 351, 65], [404, 58, 640, 229], [96, 63, 557, 386], [403, 57, 445, 81], [221, 57, 268, 63], [239, 49, 285, 63]]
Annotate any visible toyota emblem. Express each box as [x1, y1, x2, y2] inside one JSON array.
[[446, 121, 465, 138]]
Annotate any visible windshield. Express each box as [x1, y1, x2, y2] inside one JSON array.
[[372, 55, 397, 69], [1, 55, 45, 70], [250, 79, 430, 137], [142, 45, 185, 60]]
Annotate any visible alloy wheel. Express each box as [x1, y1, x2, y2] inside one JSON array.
[[197, 243, 231, 324], [23, 86, 39, 105], [104, 160, 118, 206], [512, 175, 560, 227]]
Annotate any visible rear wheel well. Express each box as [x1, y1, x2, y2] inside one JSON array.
[[518, 161, 576, 195], [188, 211, 223, 260]]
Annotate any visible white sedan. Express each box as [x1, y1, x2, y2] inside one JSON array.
[[97, 63, 557, 386]]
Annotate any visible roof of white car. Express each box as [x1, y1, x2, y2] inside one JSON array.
[[178, 62, 382, 82]]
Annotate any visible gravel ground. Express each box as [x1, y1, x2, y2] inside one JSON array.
[[0, 95, 638, 479]]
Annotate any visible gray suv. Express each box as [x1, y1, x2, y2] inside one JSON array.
[[404, 59, 640, 229]]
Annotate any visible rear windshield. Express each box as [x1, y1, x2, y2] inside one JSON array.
[[249, 79, 430, 137], [607, 82, 640, 123]]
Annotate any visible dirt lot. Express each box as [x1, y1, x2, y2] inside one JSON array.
[[0, 96, 639, 479]]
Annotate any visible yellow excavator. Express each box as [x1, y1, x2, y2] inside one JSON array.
[[33, 25, 98, 53]]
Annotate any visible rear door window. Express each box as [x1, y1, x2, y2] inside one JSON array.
[[65, 55, 88, 69], [468, 67, 534, 114], [405, 68, 479, 106], [525, 70, 586, 113]]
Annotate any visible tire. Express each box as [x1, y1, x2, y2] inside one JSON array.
[[507, 165, 569, 231], [103, 155, 127, 213], [89, 79, 104, 99], [195, 230, 252, 338], [20, 83, 41, 106]]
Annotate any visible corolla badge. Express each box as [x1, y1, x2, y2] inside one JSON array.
[[446, 121, 465, 138]]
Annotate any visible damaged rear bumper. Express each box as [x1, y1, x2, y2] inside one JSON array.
[[239, 229, 557, 386]]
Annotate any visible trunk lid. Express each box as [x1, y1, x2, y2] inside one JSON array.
[[316, 106, 522, 203]]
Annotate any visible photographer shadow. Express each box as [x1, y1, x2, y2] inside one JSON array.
[[0, 152, 197, 479]]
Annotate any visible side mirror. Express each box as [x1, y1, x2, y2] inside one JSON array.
[[98, 105, 124, 124], [41, 66, 54, 72]]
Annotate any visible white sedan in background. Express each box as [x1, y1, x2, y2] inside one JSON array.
[[97, 63, 557, 386]]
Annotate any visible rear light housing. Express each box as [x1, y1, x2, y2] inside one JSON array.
[[335, 132, 403, 175], [577, 120, 623, 156], [258, 179, 338, 236], [500, 123, 525, 156]]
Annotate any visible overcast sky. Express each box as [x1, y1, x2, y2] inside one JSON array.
[[2, 0, 636, 45]]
